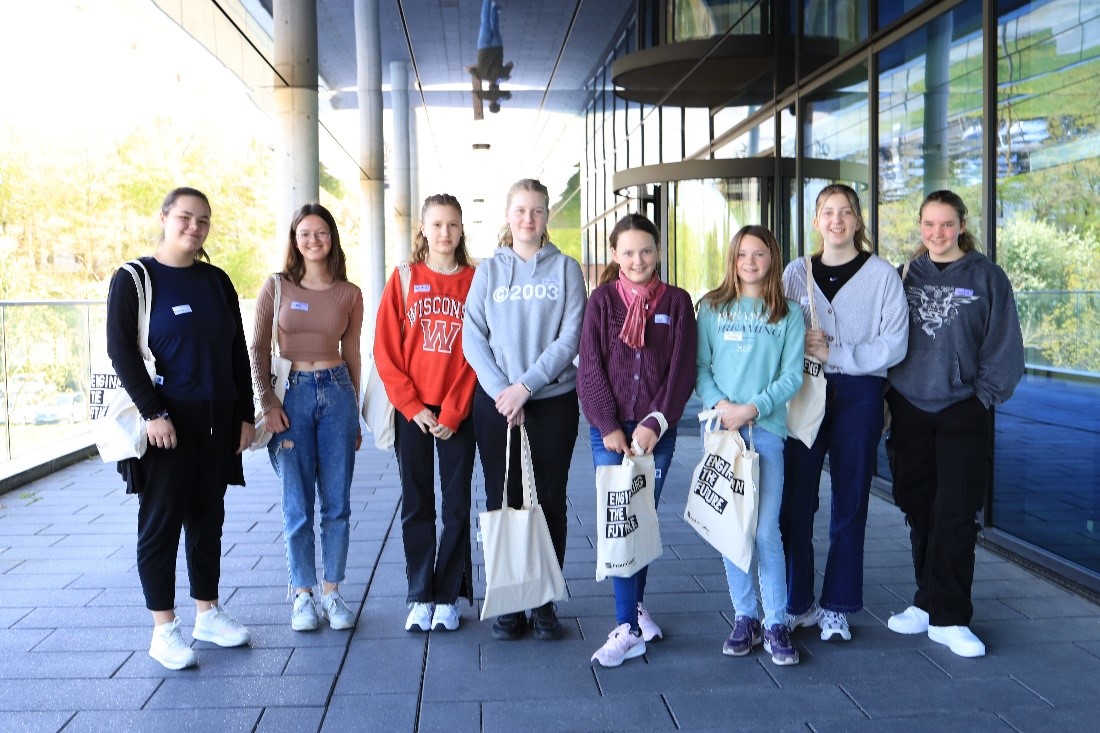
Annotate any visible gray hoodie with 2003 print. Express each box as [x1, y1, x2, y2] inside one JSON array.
[[462, 242, 587, 400]]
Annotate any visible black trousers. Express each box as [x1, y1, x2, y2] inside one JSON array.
[[886, 390, 992, 627], [472, 385, 579, 569], [136, 398, 236, 611], [395, 407, 476, 605]]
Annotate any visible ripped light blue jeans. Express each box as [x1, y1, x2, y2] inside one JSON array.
[[269, 364, 358, 589]]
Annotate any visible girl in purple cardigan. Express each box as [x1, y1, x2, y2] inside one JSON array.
[[577, 214, 697, 667]]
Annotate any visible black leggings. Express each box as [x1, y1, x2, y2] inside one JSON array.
[[472, 386, 578, 568]]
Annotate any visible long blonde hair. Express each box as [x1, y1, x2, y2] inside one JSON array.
[[700, 225, 789, 324], [813, 183, 873, 254], [499, 178, 550, 248]]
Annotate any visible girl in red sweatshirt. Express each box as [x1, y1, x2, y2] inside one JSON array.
[[374, 194, 478, 633]]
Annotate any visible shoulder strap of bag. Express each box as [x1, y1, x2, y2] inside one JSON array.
[[270, 274, 282, 357], [803, 255, 819, 329], [900, 261, 911, 282], [120, 260, 153, 364], [503, 426, 537, 508], [393, 262, 412, 335]]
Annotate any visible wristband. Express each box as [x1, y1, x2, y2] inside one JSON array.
[[519, 382, 532, 394], [145, 410, 170, 422]]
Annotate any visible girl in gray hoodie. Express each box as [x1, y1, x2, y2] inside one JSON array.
[[463, 178, 587, 641], [885, 190, 1023, 658]]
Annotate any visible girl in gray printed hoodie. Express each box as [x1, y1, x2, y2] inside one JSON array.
[[885, 190, 1023, 660], [463, 178, 587, 642]]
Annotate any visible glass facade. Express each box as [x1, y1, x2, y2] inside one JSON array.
[[585, 0, 1100, 587]]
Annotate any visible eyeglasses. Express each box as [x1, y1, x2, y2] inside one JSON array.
[[296, 230, 331, 242]]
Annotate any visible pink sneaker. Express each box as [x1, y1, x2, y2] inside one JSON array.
[[636, 602, 663, 641], [591, 623, 646, 667]]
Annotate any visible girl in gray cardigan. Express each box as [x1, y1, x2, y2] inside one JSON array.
[[780, 184, 909, 644]]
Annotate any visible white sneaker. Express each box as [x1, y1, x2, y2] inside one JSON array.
[[636, 603, 662, 642], [590, 623, 646, 667], [431, 603, 461, 631], [788, 603, 822, 630], [819, 610, 851, 641], [929, 625, 986, 658], [149, 618, 197, 670], [888, 605, 930, 635], [321, 591, 356, 630], [291, 592, 320, 631], [405, 602, 434, 632], [192, 604, 251, 647]]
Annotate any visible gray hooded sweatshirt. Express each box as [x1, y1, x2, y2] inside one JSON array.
[[463, 242, 587, 399], [888, 251, 1024, 413]]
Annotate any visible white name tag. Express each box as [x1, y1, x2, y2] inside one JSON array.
[[291, 301, 309, 311], [954, 288, 974, 297], [171, 305, 192, 315], [654, 314, 670, 325], [414, 284, 431, 293], [723, 331, 744, 342]]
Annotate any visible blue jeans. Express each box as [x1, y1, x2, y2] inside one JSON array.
[[589, 422, 678, 630], [269, 364, 359, 589], [722, 424, 787, 629], [781, 374, 883, 615]]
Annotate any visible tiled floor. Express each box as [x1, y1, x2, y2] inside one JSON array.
[[1, 424, 1098, 732]]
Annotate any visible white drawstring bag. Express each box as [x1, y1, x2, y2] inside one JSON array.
[[362, 263, 411, 450], [787, 256, 827, 448], [684, 410, 760, 573], [250, 274, 292, 450], [595, 451, 662, 581]]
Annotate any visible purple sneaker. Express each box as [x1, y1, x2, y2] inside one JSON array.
[[763, 623, 799, 666], [722, 615, 762, 656]]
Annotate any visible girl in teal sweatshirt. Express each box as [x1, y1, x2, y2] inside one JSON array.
[[696, 225, 804, 665]]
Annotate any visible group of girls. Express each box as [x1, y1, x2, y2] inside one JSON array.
[[108, 180, 1020, 673]]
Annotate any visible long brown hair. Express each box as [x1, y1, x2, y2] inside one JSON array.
[[598, 213, 661, 286], [813, 183, 873, 254], [282, 203, 347, 286], [412, 194, 473, 267], [912, 189, 980, 259], [499, 178, 550, 248], [700, 225, 789, 324]]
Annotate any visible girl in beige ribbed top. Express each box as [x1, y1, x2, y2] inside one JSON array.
[[249, 203, 364, 635]]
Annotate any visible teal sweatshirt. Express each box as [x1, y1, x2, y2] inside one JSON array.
[[695, 297, 805, 438]]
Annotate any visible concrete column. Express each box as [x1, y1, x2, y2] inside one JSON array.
[[273, 0, 319, 263], [391, 61, 412, 259], [355, 0, 385, 326]]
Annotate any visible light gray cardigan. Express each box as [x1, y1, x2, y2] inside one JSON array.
[[782, 254, 909, 378]]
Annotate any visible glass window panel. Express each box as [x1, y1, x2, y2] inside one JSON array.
[[714, 113, 774, 159], [668, 0, 765, 42], [991, 0, 1100, 574], [684, 107, 711, 158], [663, 107, 684, 163], [875, 0, 982, 266], [780, 104, 797, 158], [642, 105, 660, 165], [803, 0, 869, 49], [671, 178, 764, 299]]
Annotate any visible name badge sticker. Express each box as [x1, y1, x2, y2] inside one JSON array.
[[171, 304, 192, 315], [291, 301, 309, 311], [954, 287, 974, 297], [723, 331, 744, 342], [414, 284, 431, 293], [654, 314, 671, 325]]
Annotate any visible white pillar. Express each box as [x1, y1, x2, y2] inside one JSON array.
[[356, 0, 385, 327], [273, 0, 319, 267], [391, 61, 412, 259]]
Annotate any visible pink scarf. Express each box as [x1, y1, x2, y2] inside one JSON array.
[[616, 270, 666, 349]]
